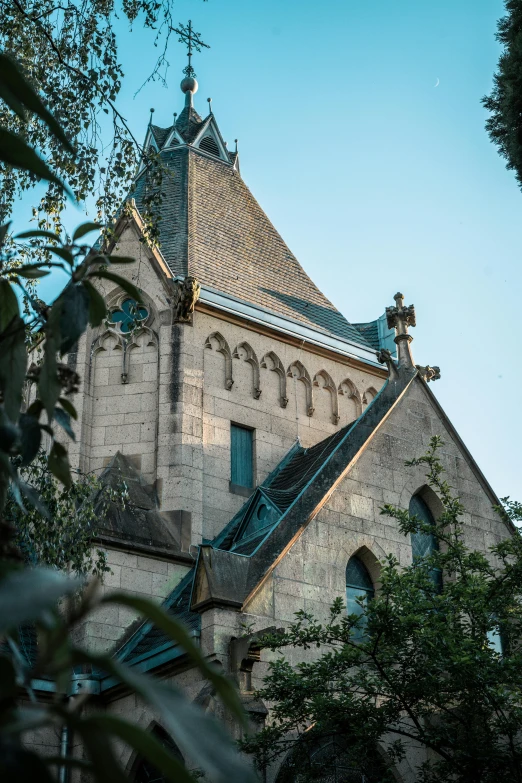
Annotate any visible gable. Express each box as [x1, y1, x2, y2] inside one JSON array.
[[243, 376, 509, 620]]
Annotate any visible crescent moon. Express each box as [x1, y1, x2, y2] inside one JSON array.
[[434, 78, 440, 87]]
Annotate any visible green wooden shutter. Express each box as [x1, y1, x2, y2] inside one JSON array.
[[231, 425, 253, 488]]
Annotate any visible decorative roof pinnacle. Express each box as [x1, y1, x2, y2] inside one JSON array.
[[171, 20, 209, 112], [148, 107, 155, 126], [385, 291, 416, 369]]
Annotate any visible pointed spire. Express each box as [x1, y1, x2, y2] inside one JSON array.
[[207, 97, 212, 114], [148, 108, 155, 126]]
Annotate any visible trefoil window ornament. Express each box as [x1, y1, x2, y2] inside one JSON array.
[[109, 298, 149, 334]]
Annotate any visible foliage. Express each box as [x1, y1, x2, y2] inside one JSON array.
[[483, 0, 522, 190], [0, 53, 144, 513], [0, 563, 255, 782], [243, 437, 522, 783], [0, 53, 254, 783], [4, 451, 129, 577], [0, 0, 193, 234]]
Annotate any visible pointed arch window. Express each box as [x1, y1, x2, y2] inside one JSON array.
[[409, 494, 442, 592], [134, 726, 183, 782], [346, 556, 374, 639]]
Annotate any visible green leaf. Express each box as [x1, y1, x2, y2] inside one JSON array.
[[73, 651, 255, 783], [0, 128, 72, 198], [19, 480, 49, 519], [0, 745, 56, 783], [72, 222, 101, 242], [0, 568, 80, 634], [38, 335, 60, 421], [0, 53, 74, 153], [66, 719, 128, 783], [48, 441, 72, 488], [27, 399, 43, 418], [104, 593, 245, 725], [0, 315, 27, 422], [89, 270, 142, 302], [16, 265, 50, 279], [58, 397, 77, 420], [53, 406, 75, 440], [0, 656, 17, 699], [43, 246, 73, 266], [19, 413, 42, 465], [0, 221, 11, 247], [15, 229, 61, 241], [0, 421, 20, 454], [57, 284, 90, 354], [83, 281, 106, 327], [84, 716, 195, 783], [0, 279, 20, 331]]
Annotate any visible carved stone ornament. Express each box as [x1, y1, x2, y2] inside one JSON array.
[[385, 292, 416, 369], [416, 365, 441, 383], [386, 292, 416, 333], [172, 276, 201, 322], [376, 348, 399, 380]]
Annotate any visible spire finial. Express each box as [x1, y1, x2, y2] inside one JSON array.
[[385, 292, 416, 370], [149, 108, 155, 126], [234, 139, 238, 153], [207, 97, 212, 114], [171, 19, 210, 79]]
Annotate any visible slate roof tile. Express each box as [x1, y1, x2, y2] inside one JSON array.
[[133, 145, 373, 348]]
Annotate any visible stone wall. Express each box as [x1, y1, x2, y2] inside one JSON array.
[[64, 225, 386, 547], [74, 548, 189, 654]]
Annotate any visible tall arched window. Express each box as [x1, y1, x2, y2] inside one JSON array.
[[275, 733, 389, 782], [409, 494, 442, 592], [134, 726, 184, 783], [346, 555, 374, 639]]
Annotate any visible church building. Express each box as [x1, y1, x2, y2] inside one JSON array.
[[42, 57, 511, 782]]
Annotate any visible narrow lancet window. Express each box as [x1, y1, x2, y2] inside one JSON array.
[[346, 555, 374, 639], [409, 494, 442, 592]]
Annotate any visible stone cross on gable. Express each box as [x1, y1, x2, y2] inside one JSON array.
[[386, 292, 416, 369]]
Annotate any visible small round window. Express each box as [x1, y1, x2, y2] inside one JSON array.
[[110, 299, 148, 333]]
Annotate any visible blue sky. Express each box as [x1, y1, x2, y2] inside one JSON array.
[[25, 0, 521, 497]]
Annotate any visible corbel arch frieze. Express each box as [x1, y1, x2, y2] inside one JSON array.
[[287, 360, 314, 417], [233, 341, 261, 399], [313, 370, 339, 424], [204, 331, 234, 390], [91, 325, 158, 385], [338, 377, 363, 417], [260, 351, 288, 407], [363, 386, 378, 407]]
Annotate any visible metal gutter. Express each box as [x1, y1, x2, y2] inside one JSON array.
[[189, 281, 382, 368]]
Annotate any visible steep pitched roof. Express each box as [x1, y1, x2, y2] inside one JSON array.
[[118, 367, 415, 664], [132, 116, 373, 348]]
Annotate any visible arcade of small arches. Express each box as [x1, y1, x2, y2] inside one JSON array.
[[204, 331, 379, 425]]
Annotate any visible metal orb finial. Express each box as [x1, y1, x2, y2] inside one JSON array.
[[180, 76, 198, 94], [207, 97, 212, 113]]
